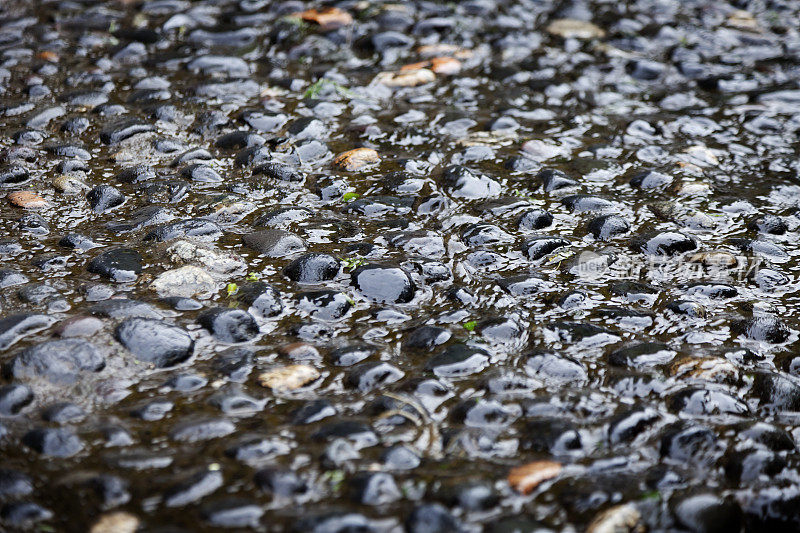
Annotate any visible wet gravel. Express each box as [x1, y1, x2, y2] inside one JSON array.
[[2, 0, 800, 531]]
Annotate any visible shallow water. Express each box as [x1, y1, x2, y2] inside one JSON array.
[[1, 0, 800, 531]]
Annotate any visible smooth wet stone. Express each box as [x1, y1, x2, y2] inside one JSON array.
[[165, 373, 208, 392], [731, 316, 789, 343], [518, 209, 554, 230], [170, 419, 236, 443], [498, 274, 550, 296], [587, 215, 630, 240], [87, 184, 125, 212], [0, 501, 53, 526], [89, 299, 161, 319], [284, 253, 340, 283], [87, 248, 142, 282], [130, 399, 173, 421], [660, 424, 719, 466], [144, 219, 222, 242], [0, 314, 55, 350], [630, 231, 698, 255], [442, 165, 501, 198], [748, 214, 787, 235], [253, 162, 302, 182], [346, 362, 404, 391], [149, 266, 216, 298], [100, 118, 154, 144], [0, 469, 33, 497], [163, 470, 224, 508], [17, 214, 49, 235], [406, 504, 460, 533], [526, 352, 587, 384], [0, 383, 33, 416], [164, 239, 245, 277], [297, 291, 352, 321], [521, 418, 581, 453], [350, 471, 401, 505], [311, 421, 379, 449], [537, 168, 578, 192], [115, 164, 155, 184], [6, 339, 104, 384], [351, 264, 416, 303], [684, 282, 737, 299], [294, 512, 374, 533], [22, 427, 82, 457], [523, 235, 569, 260], [242, 229, 306, 257], [629, 170, 672, 189], [291, 399, 337, 425], [41, 402, 85, 423], [201, 498, 264, 528], [672, 494, 743, 533], [58, 233, 100, 251], [214, 347, 254, 382], [752, 372, 800, 411], [404, 326, 452, 351], [0, 268, 27, 288], [254, 468, 307, 496], [235, 282, 283, 319], [115, 318, 194, 368], [0, 164, 29, 185], [425, 345, 490, 378], [724, 449, 786, 483], [666, 387, 749, 416], [198, 308, 259, 343]]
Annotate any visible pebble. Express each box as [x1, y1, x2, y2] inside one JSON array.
[[149, 266, 216, 298], [87, 248, 143, 282], [8, 339, 104, 384], [7, 191, 47, 209], [0, 0, 798, 529], [197, 308, 259, 343], [242, 229, 306, 257], [258, 364, 320, 391], [115, 318, 194, 368], [351, 264, 416, 303]]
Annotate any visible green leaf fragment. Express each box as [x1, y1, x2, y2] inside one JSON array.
[[463, 320, 477, 332], [342, 192, 360, 202], [226, 283, 239, 296]]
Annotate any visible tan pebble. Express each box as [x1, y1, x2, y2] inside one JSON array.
[[430, 57, 461, 75], [90, 512, 140, 533], [417, 43, 460, 57], [297, 7, 353, 30], [258, 364, 320, 391], [333, 148, 380, 171], [670, 356, 738, 384], [400, 60, 430, 71], [7, 191, 48, 209], [688, 251, 739, 269], [36, 50, 59, 62], [727, 10, 761, 32], [52, 174, 88, 194], [546, 18, 605, 39], [673, 181, 711, 197], [507, 460, 562, 494], [373, 68, 436, 88], [587, 504, 644, 533]]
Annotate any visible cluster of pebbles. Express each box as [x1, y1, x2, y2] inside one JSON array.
[[1, 0, 800, 530]]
